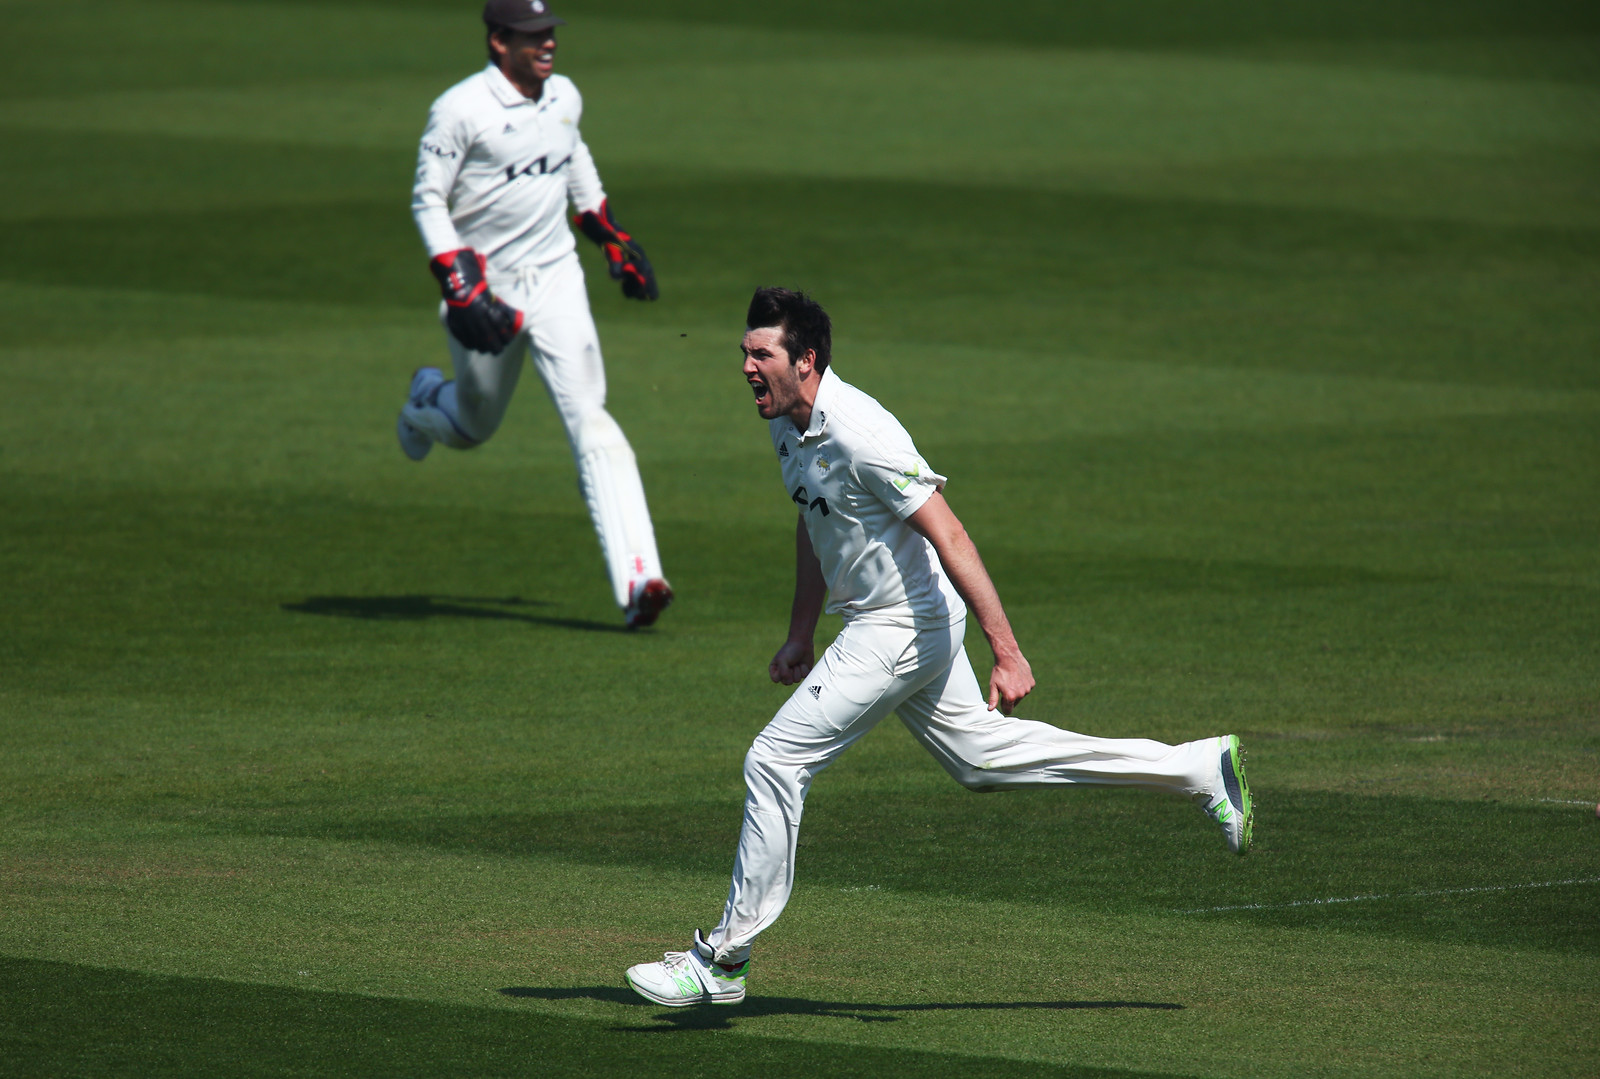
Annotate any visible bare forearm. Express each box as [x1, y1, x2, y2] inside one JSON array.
[[932, 520, 1021, 660], [906, 492, 1034, 712], [769, 517, 826, 686], [788, 515, 827, 644]]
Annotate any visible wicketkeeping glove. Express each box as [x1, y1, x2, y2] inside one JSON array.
[[429, 248, 524, 354], [573, 199, 659, 301]]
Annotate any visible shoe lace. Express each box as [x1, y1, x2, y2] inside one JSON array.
[[660, 948, 742, 985]]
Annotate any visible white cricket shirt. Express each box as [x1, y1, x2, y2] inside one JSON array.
[[411, 66, 606, 275], [770, 369, 965, 627]]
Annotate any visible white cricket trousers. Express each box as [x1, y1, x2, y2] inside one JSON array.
[[705, 615, 1217, 964], [436, 251, 663, 608]]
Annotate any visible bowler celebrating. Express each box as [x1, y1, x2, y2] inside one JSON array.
[[624, 288, 1254, 1007], [396, 0, 672, 629]]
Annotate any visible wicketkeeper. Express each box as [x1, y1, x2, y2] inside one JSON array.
[[397, 0, 671, 628]]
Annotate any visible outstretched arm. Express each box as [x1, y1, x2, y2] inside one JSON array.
[[905, 492, 1035, 713], [770, 515, 826, 685]]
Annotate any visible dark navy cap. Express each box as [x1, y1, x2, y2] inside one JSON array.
[[483, 0, 565, 33]]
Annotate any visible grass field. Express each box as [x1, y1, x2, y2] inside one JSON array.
[[2, 0, 1598, 1075]]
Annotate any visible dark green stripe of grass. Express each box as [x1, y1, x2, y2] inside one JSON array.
[[195, 788, 1600, 956], [276, 0, 1600, 50], [5, 149, 1597, 388], [0, 956, 1192, 1079]]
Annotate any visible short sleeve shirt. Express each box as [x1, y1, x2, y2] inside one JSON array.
[[770, 369, 966, 626]]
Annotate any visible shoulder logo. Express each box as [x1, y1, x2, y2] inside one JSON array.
[[808, 684, 822, 700], [420, 141, 457, 160], [778, 442, 789, 458], [502, 122, 516, 134], [892, 462, 922, 491]]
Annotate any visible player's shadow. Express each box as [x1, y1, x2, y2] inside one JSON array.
[[281, 594, 627, 633], [499, 986, 1182, 1030]]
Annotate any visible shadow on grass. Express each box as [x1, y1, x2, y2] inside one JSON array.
[[5, 957, 1185, 1078], [500, 986, 1182, 1030], [280, 594, 628, 633]]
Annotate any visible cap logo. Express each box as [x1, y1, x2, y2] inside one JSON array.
[[531, 0, 545, 11]]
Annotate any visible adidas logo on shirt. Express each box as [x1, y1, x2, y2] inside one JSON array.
[[808, 685, 822, 699], [778, 442, 789, 457]]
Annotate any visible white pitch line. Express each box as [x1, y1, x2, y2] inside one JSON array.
[[1539, 798, 1595, 806], [1179, 876, 1600, 914]]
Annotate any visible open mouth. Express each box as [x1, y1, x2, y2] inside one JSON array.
[[749, 377, 771, 411]]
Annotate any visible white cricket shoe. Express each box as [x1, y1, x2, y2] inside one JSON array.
[[624, 577, 674, 630], [625, 931, 747, 1007], [396, 367, 445, 461], [1194, 734, 1254, 855]]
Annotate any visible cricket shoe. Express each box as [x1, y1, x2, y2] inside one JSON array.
[[625, 930, 747, 1007], [1193, 734, 1253, 855], [624, 577, 673, 629], [396, 367, 445, 461]]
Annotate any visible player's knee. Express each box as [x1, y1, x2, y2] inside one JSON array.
[[742, 737, 804, 796], [743, 740, 776, 783], [571, 408, 629, 458]]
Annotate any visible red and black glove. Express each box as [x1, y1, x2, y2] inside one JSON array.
[[573, 199, 658, 301], [429, 248, 524, 353]]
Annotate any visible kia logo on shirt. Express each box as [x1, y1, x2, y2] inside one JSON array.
[[503, 152, 573, 183]]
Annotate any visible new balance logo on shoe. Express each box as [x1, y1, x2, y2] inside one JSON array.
[[624, 934, 748, 1008], [1195, 735, 1253, 855]]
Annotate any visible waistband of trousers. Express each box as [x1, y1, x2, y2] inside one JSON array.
[[486, 249, 578, 294]]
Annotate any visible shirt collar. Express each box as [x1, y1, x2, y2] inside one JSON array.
[[485, 63, 536, 108], [794, 367, 837, 444]]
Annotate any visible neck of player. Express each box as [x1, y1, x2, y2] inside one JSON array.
[[503, 66, 546, 100], [789, 375, 820, 434]]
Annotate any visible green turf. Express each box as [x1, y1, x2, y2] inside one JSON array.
[[1, 0, 1597, 1075]]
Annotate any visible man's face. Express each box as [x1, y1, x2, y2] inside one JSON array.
[[742, 325, 810, 422], [495, 27, 557, 88]]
